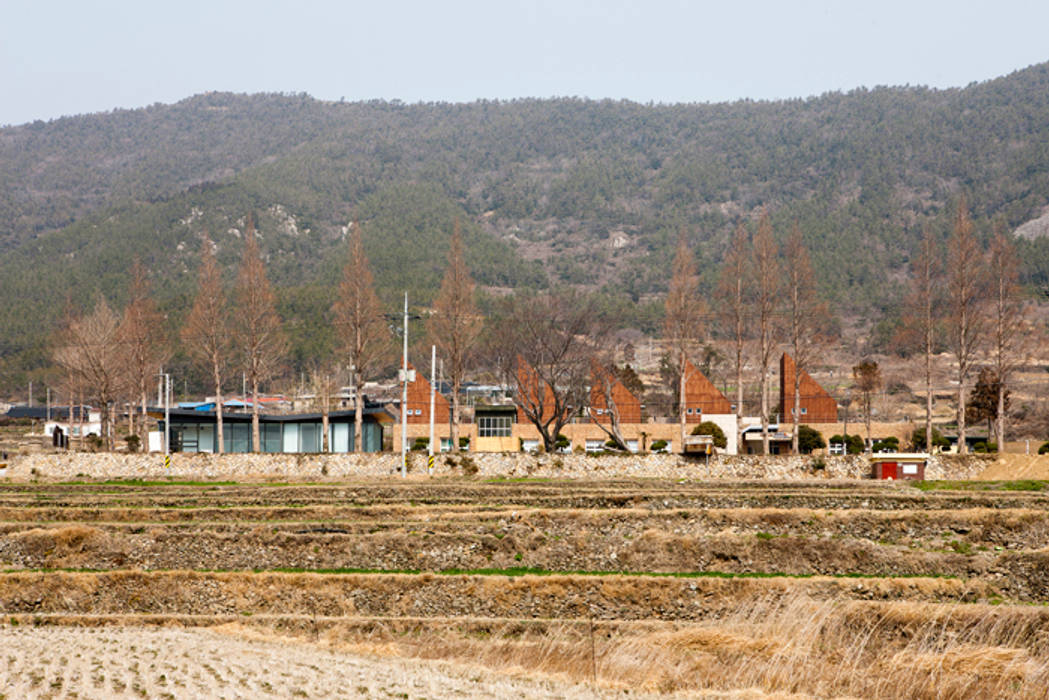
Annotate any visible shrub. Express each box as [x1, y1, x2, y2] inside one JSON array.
[[871, 436, 899, 453], [124, 435, 140, 453], [972, 441, 997, 454], [797, 425, 825, 454], [85, 434, 103, 452], [691, 421, 727, 448], [829, 434, 864, 455], [1039, 441, 1049, 455], [650, 439, 668, 452], [911, 427, 951, 451], [411, 437, 429, 451], [553, 434, 570, 451]]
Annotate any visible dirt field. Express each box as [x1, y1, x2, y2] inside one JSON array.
[[1, 477, 1048, 698]]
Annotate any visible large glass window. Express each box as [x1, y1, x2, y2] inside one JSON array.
[[261, 424, 282, 453], [478, 415, 512, 437], [299, 423, 321, 453], [282, 424, 299, 453], [330, 423, 350, 453], [224, 423, 251, 453]]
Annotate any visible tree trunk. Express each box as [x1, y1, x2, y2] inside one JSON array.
[[321, 382, 330, 453], [451, 376, 461, 453], [214, 365, 224, 454], [996, 384, 1006, 450], [925, 338, 933, 454], [957, 382, 967, 454], [679, 355, 687, 454], [354, 370, 364, 454], [735, 344, 743, 454], [760, 364, 769, 455], [251, 375, 260, 453]]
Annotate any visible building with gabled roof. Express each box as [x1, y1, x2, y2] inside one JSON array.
[[588, 364, 642, 425], [403, 362, 450, 425], [682, 359, 733, 421], [779, 352, 838, 423]]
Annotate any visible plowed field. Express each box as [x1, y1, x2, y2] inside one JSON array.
[[2, 478, 1048, 698]]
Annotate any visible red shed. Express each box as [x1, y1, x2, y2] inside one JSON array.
[[871, 453, 927, 480]]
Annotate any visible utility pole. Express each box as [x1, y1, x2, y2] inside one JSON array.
[[159, 372, 171, 456], [401, 292, 409, 478], [429, 344, 436, 474]]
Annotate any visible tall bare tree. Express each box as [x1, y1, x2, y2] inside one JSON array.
[[233, 218, 287, 452], [489, 290, 602, 452], [429, 220, 483, 453], [783, 222, 828, 454], [751, 211, 780, 454], [53, 297, 127, 450], [988, 224, 1028, 448], [333, 222, 390, 453], [947, 198, 986, 454], [119, 260, 168, 446], [181, 235, 229, 453], [664, 229, 704, 454], [853, 360, 881, 453], [716, 222, 750, 453], [900, 226, 941, 454]]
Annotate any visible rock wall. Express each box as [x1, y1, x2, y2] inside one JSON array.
[[1, 450, 990, 481]]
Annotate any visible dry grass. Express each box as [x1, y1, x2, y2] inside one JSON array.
[[304, 595, 1049, 699]]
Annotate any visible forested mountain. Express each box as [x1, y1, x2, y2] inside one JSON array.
[[3, 63, 1049, 392]]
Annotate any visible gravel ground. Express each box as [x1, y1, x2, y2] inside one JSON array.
[[0, 625, 669, 699]]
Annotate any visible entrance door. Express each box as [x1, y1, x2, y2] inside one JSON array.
[[880, 462, 897, 479]]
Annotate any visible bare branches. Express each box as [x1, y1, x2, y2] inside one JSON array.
[[751, 211, 780, 454], [716, 222, 750, 452], [53, 297, 126, 450], [489, 290, 602, 452], [852, 360, 881, 452], [947, 197, 987, 454], [429, 220, 482, 452], [333, 221, 390, 453], [783, 222, 828, 453], [664, 229, 704, 453], [988, 223, 1028, 447], [119, 260, 168, 443], [233, 218, 287, 452]]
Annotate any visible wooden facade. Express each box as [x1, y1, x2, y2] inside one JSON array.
[[683, 359, 732, 421], [589, 365, 642, 425], [404, 362, 451, 425], [779, 353, 838, 423]]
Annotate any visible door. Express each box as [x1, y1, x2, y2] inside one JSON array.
[[880, 462, 897, 479]]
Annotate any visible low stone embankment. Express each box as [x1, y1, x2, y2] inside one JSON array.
[[1, 450, 990, 481]]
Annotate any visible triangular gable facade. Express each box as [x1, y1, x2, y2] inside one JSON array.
[[779, 353, 838, 423], [404, 362, 451, 425], [683, 359, 732, 422], [589, 365, 642, 425]]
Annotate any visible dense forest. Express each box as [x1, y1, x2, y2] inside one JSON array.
[[3, 62, 1049, 393]]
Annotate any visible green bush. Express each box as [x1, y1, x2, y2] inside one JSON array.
[[124, 435, 141, 453], [691, 421, 727, 449], [650, 439, 668, 452], [411, 437, 429, 451], [911, 427, 951, 451], [553, 434, 570, 451], [972, 441, 997, 454], [872, 436, 900, 453], [797, 425, 825, 454], [1039, 442, 1049, 455], [829, 434, 864, 455]]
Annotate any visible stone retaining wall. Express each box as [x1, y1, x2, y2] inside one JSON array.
[[1, 450, 990, 481]]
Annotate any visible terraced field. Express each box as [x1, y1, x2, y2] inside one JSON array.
[[1, 478, 1048, 698]]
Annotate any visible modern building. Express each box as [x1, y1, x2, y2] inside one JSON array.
[[779, 353, 839, 423]]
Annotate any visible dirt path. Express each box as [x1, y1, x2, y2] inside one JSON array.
[[0, 625, 674, 699]]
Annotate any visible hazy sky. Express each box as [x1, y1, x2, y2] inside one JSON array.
[[3, 0, 1048, 126]]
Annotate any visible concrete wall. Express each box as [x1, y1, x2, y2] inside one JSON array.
[[1, 450, 990, 482]]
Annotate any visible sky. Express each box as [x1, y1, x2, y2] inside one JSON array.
[[2, 0, 1048, 126]]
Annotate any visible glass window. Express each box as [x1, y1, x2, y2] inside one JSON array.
[[299, 423, 321, 453], [585, 439, 604, 452], [224, 423, 250, 453], [282, 423, 299, 453], [261, 424, 282, 453], [478, 415, 512, 437], [331, 423, 350, 453]]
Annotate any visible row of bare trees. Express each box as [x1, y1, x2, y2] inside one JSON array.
[[901, 198, 1031, 453]]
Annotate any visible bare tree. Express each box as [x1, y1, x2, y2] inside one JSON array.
[[333, 222, 390, 453], [751, 211, 780, 454], [783, 222, 829, 454], [588, 357, 637, 452], [716, 222, 750, 453], [181, 235, 229, 453], [988, 224, 1028, 448], [899, 226, 941, 455], [53, 297, 127, 450], [947, 198, 986, 454], [489, 290, 601, 453], [119, 260, 168, 446], [429, 220, 482, 453], [232, 218, 287, 452], [852, 360, 881, 452], [664, 229, 704, 454]]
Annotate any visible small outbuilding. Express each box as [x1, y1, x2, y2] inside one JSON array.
[[870, 453, 928, 480]]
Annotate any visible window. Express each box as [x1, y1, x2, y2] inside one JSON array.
[[801, 407, 808, 415], [478, 415, 512, 437], [585, 439, 605, 452], [686, 408, 693, 415]]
